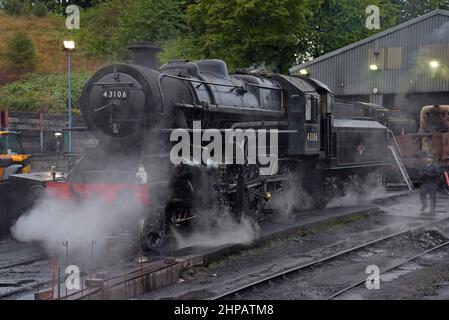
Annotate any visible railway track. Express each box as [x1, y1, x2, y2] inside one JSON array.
[[211, 215, 449, 300], [0, 257, 47, 271], [326, 239, 449, 300], [0, 258, 51, 299]]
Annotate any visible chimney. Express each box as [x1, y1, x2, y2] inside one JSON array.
[[128, 43, 162, 70]]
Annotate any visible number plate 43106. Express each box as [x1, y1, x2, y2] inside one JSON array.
[[102, 90, 129, 99]]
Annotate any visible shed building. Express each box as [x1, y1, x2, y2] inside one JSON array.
[[290, 9, 449, 117]]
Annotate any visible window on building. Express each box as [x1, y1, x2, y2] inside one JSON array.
[[386, 47, 402, 69], [368, 47, 402, 70]]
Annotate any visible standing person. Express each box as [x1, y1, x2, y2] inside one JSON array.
[[419, 154, 440, 214]]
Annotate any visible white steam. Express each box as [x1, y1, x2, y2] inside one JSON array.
[[326, 174, 384, 208], [11, 195, 144, 262], [270, 184, 314, 218], [174, 210, 260, 249]]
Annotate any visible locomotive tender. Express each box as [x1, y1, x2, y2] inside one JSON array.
[[14, 44, 391, 250]]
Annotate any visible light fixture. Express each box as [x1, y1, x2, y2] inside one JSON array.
[[369, 64, 378, 71], [63, 41, 75, 153], [299, 69, 308, 75], [430, 60, 440, 68], [54, 132, 62, 137], [63, 40, 75, 51]]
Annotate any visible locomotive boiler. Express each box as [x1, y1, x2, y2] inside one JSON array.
[[13, 44, 392, 250]]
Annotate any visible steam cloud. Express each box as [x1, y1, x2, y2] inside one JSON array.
[[270, 183, 314, 219], [11, 195, 144, 263], [326, 174, 384, 208], [173, 209, 260, 249]]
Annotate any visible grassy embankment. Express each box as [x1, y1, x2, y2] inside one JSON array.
[[0, 13, 105, 114]]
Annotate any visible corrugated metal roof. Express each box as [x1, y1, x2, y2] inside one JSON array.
[[278, 75, 316, 92], [301, 77, 332, 93], [290, 9, 449, 73]]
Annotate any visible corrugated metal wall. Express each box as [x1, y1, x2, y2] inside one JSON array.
[[292, 13, 449, 98]]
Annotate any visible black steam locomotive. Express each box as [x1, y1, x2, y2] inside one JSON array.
[[16, 44, 392, 250]]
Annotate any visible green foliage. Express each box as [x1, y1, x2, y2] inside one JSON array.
[[0, 72, 92, 114], [5, 32, 37, 75], [186, 0, 312, 73], [1, 0, 53, 17], [119, 0, 185, 44], [159, 36, 199, 64], [39, 0, 107, 14], [77, 0, 131, 57], [1, 0, 106, 16], [79, 0, 185, 58], [77, 0, 449, 70], [303, 0, 399, 59], [392, 0, 449, 23], [1, 0, 27, 15], [31, 1, 48, 17]]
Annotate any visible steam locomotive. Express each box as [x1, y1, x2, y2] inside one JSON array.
[[13, 44, 392, 250], [394, 104, 449, 190]]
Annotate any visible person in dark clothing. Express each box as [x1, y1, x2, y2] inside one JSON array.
[[419, 155, 441, 214]]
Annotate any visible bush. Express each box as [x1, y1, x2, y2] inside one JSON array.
[[1, 0, 27, 16], [32, 2, 47, 17], [5, 32, 37, 75], [0, 72, 92, 114]]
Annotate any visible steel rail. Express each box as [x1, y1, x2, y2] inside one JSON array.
[[211, 215, 449, 300], [0, 257, 46, 270], [325, 239, 449, 300]]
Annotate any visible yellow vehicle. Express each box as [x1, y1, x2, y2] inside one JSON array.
[[0, 131, 30, 182]]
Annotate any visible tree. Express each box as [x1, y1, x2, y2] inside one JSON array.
[[1, 0, 27, 15], [39, 0, 108, 14], [5, 32, 37, 75], [78, 0, 132, 57], [303, 0, 399, 61], [32, 1, 48, 17], [119, 0, 185, 46], [391, 0, 449, 23], [79, 0, 185, 58], [186, 0, 313, 73]]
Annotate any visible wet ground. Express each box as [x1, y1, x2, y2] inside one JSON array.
[[137, 192, 449, 300], [1, 190, 447, 300], [336, 230, 449, 300], [230, 227, 449, 300], [0, 240, 47, 298]]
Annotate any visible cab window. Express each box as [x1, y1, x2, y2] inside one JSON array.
[[305, 96, 319, 123], [0, 134, 24, 155], [311, 97, 318, 121], [305, 97, 312, 121], [326, 94, 333, 114]]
